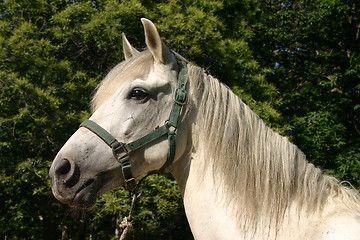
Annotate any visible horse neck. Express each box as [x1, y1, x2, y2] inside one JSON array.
[[170, 152, 315, 240], [169, 65, 343, 239], [169, 154, 242, 240]]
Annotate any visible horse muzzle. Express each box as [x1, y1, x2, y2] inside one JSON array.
[[49, 155, 123, 208]]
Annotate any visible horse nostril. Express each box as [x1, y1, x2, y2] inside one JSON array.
[[56, 159, 71, 175], [55, 158, 80, 188]]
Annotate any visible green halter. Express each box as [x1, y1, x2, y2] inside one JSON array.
[[80, 65, 188, 191]]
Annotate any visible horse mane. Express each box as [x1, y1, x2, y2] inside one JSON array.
[[186, 64, 360, 234]]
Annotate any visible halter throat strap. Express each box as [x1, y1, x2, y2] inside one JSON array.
[[80, 65, 188, 191]]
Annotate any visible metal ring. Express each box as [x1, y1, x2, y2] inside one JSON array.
[[173, 88, 187, 106]]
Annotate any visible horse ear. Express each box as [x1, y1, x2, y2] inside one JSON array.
[[122, 33, 139, 60], [141, 18, 174, 64]]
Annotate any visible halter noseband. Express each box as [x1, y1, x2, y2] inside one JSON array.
[[79, 64, 188, 191]]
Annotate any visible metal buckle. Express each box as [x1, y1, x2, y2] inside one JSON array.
[[125, 177, 135, 183], [124, 178, 137, 192], [112, 142, 129, 161], [173, 88, 187, 106]]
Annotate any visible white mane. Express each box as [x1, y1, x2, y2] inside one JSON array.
[[185, 64, 360, 235]]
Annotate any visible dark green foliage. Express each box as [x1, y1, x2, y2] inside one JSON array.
[[0, 0, 358, 239], [248, 0, 360, 185]]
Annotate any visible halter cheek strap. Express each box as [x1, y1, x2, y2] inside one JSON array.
[[79, 65, 188, 191]]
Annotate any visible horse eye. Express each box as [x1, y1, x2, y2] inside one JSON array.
[[129, 89, 148, 101]]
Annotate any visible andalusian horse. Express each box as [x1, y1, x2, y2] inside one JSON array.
[[49, 18, 360, 240]]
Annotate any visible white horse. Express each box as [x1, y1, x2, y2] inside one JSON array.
[[49, 18, 360, 240]]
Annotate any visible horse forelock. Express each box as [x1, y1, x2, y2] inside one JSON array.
[[186, 65, 360, 235], [91, 50, 154, 112]]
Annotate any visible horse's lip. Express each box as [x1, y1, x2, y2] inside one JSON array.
[[75, 178, 95, 196], [53, 165, 123, 208], [71, 178, 98, 208]]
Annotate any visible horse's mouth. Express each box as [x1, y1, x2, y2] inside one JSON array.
[[76, 178, 95, 196], [50, 163, 124, 208], [51, 178, 98, 208], [71, 178, 98, 208]]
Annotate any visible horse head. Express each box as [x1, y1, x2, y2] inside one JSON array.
[[49, 19, 190, 208]]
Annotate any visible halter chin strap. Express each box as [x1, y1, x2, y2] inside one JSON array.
[[79, 65, 188, 191]]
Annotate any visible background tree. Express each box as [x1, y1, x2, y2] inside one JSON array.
[[248, 0, 360, 184], [0, 0, 358, 239]]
